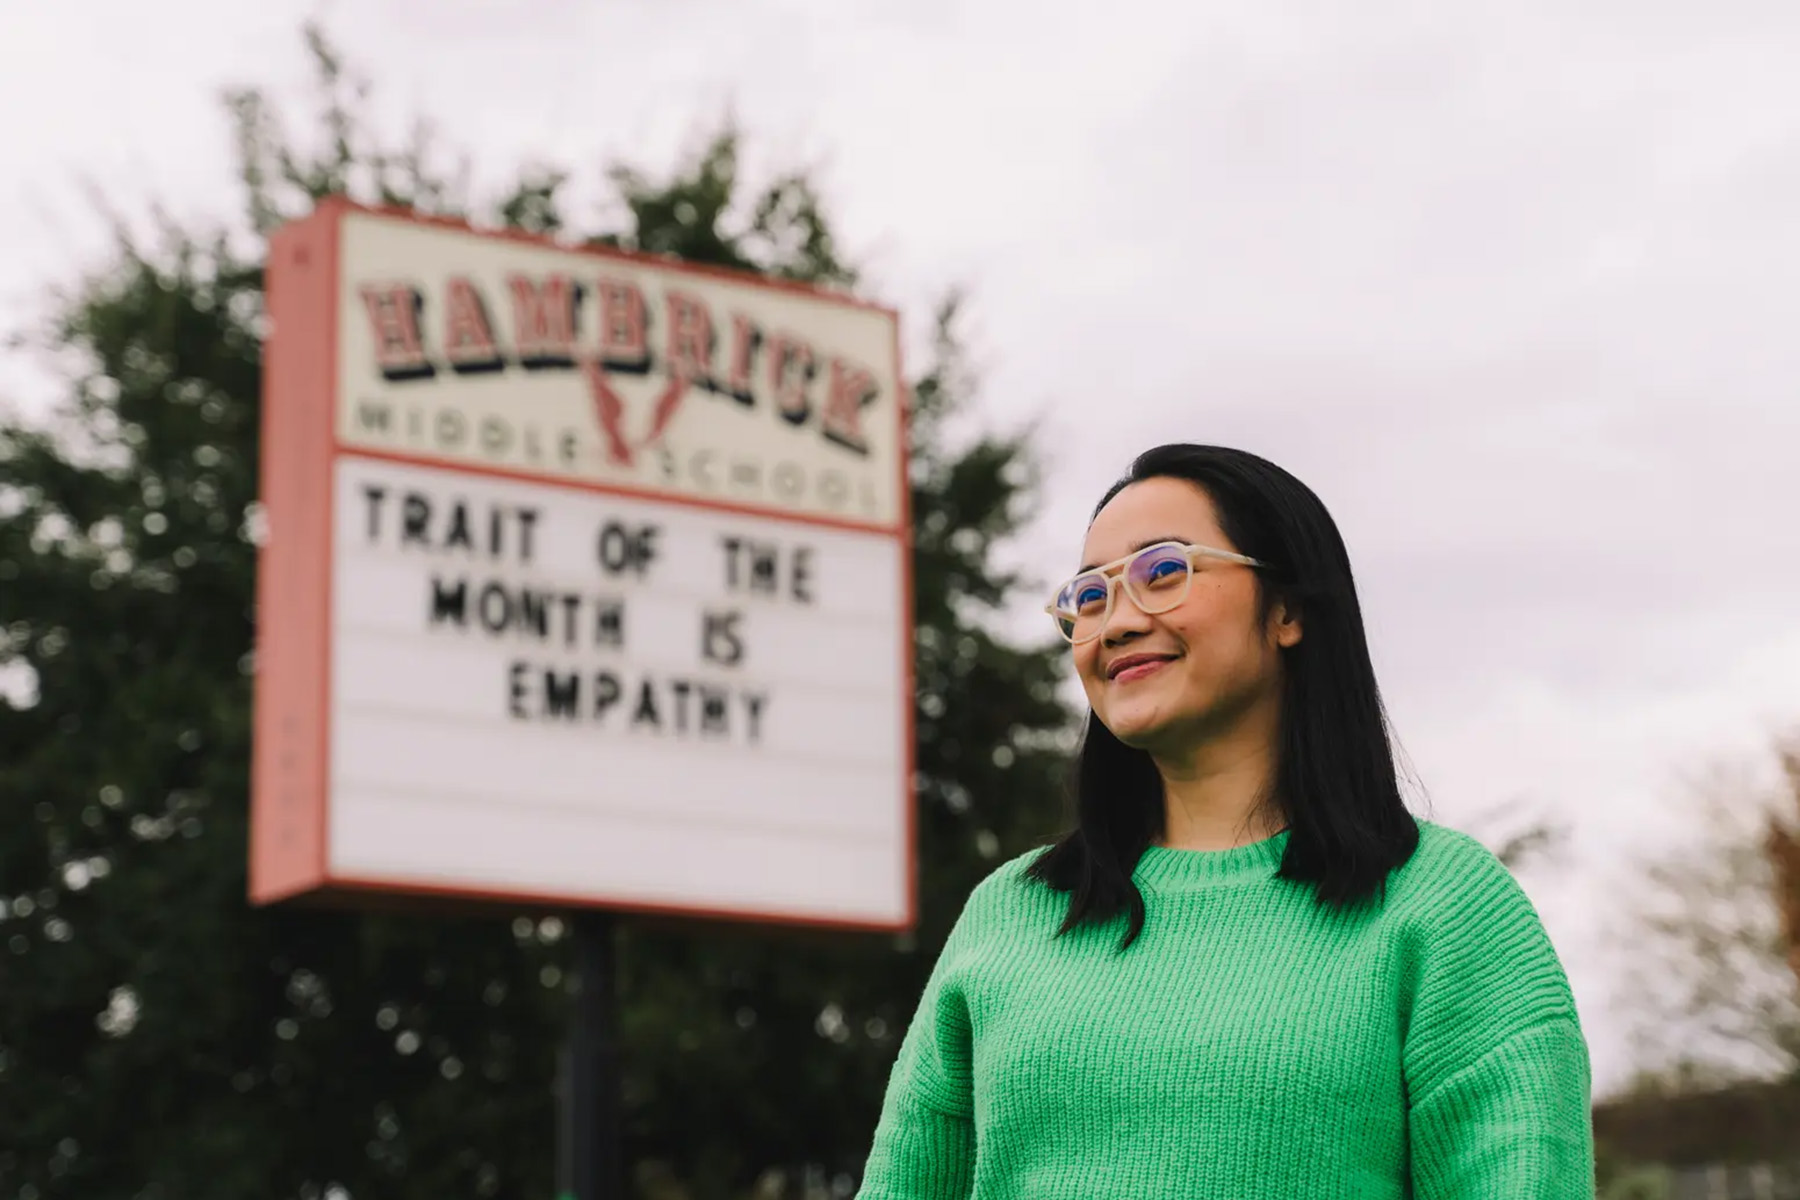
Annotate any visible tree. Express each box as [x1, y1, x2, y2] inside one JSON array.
[[0, 27, 1072, 1200], [1765, 741, 1800, 1002], [1613, 739, 1800, 1095]]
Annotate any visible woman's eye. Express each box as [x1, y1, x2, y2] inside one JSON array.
[[1075, 584, 1107, 608]]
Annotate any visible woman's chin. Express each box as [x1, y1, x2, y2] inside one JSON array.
[[1100, 705, 1179, 750]]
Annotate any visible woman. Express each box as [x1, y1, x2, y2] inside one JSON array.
[[857, 444, 1593, 1198]]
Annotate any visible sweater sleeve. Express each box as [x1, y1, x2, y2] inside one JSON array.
[[855, 872, 997, 1200], [1401, 835, 1595, 1198]]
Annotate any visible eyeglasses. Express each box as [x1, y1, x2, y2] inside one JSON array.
[[1045, 541, 1268, 645]]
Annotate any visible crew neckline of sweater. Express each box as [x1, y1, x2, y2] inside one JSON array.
[[1132, 829, 1291, 889]]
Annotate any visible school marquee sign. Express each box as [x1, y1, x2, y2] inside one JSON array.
[[249, 199, 913, 928]]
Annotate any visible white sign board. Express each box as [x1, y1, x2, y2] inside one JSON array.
[[250, 200, 913, 929]]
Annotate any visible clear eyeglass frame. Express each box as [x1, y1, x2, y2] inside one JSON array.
[[1044, 540, 1268, 645]]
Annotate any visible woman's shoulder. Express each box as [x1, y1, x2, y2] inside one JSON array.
[[1384, 818, 1546, 936], [1400, 819, 1508, 875], [944, 845, 1061, 931], [1385, 820, 1582, 1053]]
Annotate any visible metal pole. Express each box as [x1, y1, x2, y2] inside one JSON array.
[[557, 909, 622, 1200]]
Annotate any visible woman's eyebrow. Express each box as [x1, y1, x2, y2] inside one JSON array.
[[1077, 536, 1193, 574]]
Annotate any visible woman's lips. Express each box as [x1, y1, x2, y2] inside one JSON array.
[[1110, 657, 1172, 684]]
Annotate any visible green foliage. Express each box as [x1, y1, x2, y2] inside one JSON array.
[[597, 125, 857, 291], [0, 26, 1071, 1200]]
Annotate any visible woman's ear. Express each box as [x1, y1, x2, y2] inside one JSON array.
[[1268, 597, 1303, 648]]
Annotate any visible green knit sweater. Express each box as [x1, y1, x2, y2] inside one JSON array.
[[856, 821, 1593, 1198]]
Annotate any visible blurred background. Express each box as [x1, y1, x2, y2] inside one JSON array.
[[2, 2, 1798, 1197]]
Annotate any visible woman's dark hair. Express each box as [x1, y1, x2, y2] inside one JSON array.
[[1024, 443, 1420, 947]]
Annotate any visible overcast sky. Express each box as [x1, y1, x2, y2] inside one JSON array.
[[7, 0, 1800, 1097]]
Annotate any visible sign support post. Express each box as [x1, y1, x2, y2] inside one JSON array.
[[558, 910, 622, 1200]]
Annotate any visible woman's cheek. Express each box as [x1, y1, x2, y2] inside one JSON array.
[[1073, 645, 1103, 689], [1079, 671, 1107, 715]]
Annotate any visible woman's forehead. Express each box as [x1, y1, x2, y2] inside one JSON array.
[[1082, 478, 1223, 562]]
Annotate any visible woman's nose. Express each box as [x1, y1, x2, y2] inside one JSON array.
[[1101, 578, 1154, 642]]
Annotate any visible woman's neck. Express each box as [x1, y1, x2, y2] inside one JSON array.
[[1151, 718, 1283, 852]]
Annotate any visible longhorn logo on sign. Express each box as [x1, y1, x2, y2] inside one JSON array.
[[581, 362, 687, 469]]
